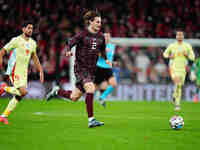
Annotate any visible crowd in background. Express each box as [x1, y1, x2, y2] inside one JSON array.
[[0, 0, 199, 84]]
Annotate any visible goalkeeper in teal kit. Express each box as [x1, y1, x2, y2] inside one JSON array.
[[94, 33, 118, 107], [190, 57, 200, 103]]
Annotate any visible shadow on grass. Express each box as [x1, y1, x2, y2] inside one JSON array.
[[155, 128, 200, 132]]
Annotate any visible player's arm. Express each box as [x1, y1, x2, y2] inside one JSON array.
[[163, 44, 173, 59], [190, 60, 197, 81], [100, 38, 112, 67], [100, 39, 107, 60], [185, 44, 195, 61], [0, 37, 17, 67], [0, 48, 6, 67], [31, 52, 44, 83], [65, 32, 82, 57]]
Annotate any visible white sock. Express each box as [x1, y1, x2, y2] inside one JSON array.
[[88, 117, 94, 122]]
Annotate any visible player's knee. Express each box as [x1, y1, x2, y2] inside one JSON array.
[[21, 91, 27, 97], [174, 77, 180, 84], [100, 87, 107, 91], [178, 83, 182, 87], [19, 89, 28, 97], [111, 81, 117, 87], [86, 87, 95, 93], [84, 83, 95, 93], [100, 82, 108, 90], [71, 96, 79, 102], [109, 79, 117, 87], [16, 95, 23, 101]]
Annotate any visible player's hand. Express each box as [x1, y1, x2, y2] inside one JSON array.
[[40, 70, 44, 83], [66, 51, 73, 57], [106, 60, 112, 68], [190, 71, 196, 81], [169, 54, 174, 59], [113, 61, 119, 67], [0, 58, 3, 69]]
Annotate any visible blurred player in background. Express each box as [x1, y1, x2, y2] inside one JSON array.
[[190, 55, 200, 103], [46, 10, 111, 128], [163, 29, 195, 111], [95, 33, 117, 107], [0, 20, 44, 124]]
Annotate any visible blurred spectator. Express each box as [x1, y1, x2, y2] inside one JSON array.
[[135, 50, 151, 83], [0, 0, 200, 83], [153, 58, 168, 83]]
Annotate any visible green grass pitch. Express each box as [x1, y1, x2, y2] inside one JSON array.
[[0, 98, 200, 150]]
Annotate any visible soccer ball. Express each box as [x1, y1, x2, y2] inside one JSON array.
[[169, 115, 184, 130]]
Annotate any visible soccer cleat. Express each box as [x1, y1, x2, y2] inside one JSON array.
[[0, 82, 7, 96], [175, 105, 181, 112], [88, 119, 104, 128], [193, 94, 198, 103], [46, 86, 60, 101], [0, 116, 8, 124], [99, 99, 106, 108]]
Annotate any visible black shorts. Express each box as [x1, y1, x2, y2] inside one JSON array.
[[94, 66, 113, 85]]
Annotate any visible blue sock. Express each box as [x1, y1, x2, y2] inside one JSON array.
[[100, 85, 114, 100]]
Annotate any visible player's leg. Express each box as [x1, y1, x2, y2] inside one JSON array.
[[0, 82, 7, 96], [46, 86, 73, 101], [97, 81, 108, 107], [97, 68, 117, 107], [94, 67, 105, 97], [70, 87, 83, 101], [99, 76, 117, 101], [0, 87, 27, 124], [0, 76, 25, 97], [193, 77, 200, 103], [175, 80, 182, 111], [170, 67, 177, 103], [172, 73, 185, 111], [0, 96, 18, 124], [84, 82, 104, 128], [99, 81, 108, 93], [84, 82, 95, 119], [172, 76, 180, 102], [170, 67, 180, 103], [193, 87, 199, 103], [2, 87, 26, 116], [46, 83, 83, 101], [46, 86, 60, 101], [1, 84, 22, 96]]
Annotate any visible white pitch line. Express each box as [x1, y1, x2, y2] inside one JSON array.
[[33, 112, 167, 120]]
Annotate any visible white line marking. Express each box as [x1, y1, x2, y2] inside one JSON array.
[[33, 112, 165, 120]]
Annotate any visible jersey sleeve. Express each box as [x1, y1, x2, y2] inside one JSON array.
[[163, 44, 172, 58], [3, 37, 17, 53], [66, 32, 83, 51], [186, 44, 195, 61], [33, 41, 37, 54]]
